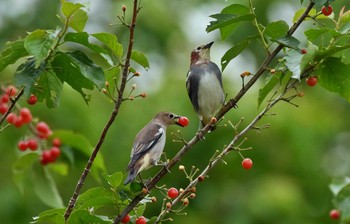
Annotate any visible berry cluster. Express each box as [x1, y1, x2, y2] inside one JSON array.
[[1, 85, 61, 166]]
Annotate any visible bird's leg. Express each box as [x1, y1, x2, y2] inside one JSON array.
[[153, 154, 171, 173], [137, 173, 152, 190]]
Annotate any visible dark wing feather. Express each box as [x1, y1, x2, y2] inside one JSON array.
[[186, 67, 202, 112], [127, 123, 163, 170]]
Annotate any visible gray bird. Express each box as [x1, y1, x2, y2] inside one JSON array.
[[124, 112, 187, 185], [186, 41, 225, 130]]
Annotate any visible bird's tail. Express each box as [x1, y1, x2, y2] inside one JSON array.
[[124, 168, 138, 185]]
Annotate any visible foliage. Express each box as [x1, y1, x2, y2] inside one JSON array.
[[1, 0, 350, 223]]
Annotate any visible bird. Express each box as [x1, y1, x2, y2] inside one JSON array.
[[186, 41, 225, 130], [124, 112, 186, 185]]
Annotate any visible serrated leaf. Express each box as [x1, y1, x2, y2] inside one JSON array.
[[61, 1, 84, 19], [67, 51, 105, 88], [258, 74, 280, 108], [69, 8, 87, 32], [207, 14, 254, 33], [103, 172, 123, 189], [0, 39, 28, 72], [51, 51, 104, 103], [92, 32, 123, 58], [33, 165, 64, 208], [275, 36, 300, 50], [75, 187, 117, 210], [210, 4, 251, 39], [12, 153, 39, 194], [284, 50, 303, 80], [24, 30, 54, 68], [264, 20, 289, 40], [131, 51, 150, 70], [14, 58, 46, 97], [318, 57, 350, 102], [64, 32, 113, 65], [32, 209, 65, 224], [68, 210, 112, 224], [33, 70, 63, 108], [221, 36, 254, 71]]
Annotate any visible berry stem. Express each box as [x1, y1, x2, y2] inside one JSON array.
[[0, 87, 24, 127]]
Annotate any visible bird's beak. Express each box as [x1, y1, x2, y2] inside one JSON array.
[[173, 116, 182, 126], [204, 41, 214, 49]]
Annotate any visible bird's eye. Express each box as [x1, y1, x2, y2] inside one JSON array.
[[196, 46, 201, 51], [169, 113, 174, 118]]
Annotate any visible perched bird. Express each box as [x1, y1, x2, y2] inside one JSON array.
[[186, 41, 225, 130], [124, 112, 188, 185]]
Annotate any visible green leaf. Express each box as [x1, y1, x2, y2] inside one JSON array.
[[318, 57, 350, 102], [64, 32, 113, 65], [207, 13, 254, 33], [258, 74, 280, 108], [103, 172, 123, 190], [14, 58, 46, 97], [51, 130, 106, 180], [0, 39, 28, 72], [33, 70, 63, 108], [33, 165, 64, 208], [330, 177, 350, 197], [221, 37, 254, 71], [51, 51, 104, 103], [131, 51, 150, 70], [209, 4, 251, 39], [49, 163, 69, 176], [92, 32, 123, 58], [32, 208, 65, 224], [275, 36, 300, 50], [264, 20, 289, 40], [24, 30, 54, 68], [284, 50, 303, 80], [75, 187, 117, 210], [68, 210, 112, 224], [61, 1, 87, 32], [12, 153, 39, 194], [293, 8, 329, 23]]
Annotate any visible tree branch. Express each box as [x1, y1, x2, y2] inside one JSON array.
[[63, 0, 140, 220], [113, 1, 315, 223]]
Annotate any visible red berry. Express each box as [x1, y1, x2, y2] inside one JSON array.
[[6, 112, 17, 124], [178, 117, 189, 127], [19, 108, 32, 123], [321, 5, 333, 16], [0, 103, 8, 114], [17, 140, 28, 151], [167, 187, 179, 199], [36, 122, 52, 139], [27, 94, 38, 105], [52, 138, 61, 147], [6, 85, 17, 97], [121, 214, 130, 223], [49, 147, 61, 160], [301, 48, 307, 54], [135, 216, 147, 224], [41, 150, 54, 165], [1, 94, 9, 103], [329, 209, 340, 220], [242, 158, 253, 170], [14, 116, 24, 128], [27, 139, 38, 151], [306, 76, 318, 87]]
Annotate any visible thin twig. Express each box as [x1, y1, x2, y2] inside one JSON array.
[[63, 0, 140, 220], [0, 87, 24, 127], [113, 1, 316, 223]]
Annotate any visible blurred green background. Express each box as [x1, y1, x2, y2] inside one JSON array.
[[1, 0, 350, 223]]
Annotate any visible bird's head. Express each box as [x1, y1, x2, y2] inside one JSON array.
[[190, 41, 214, 66], [156, 112, 189, 127]]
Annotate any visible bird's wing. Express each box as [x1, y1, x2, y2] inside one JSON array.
[[186, 68, 201, 112], [208, 62, 224, 87], [127, 123, 164, 169]]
